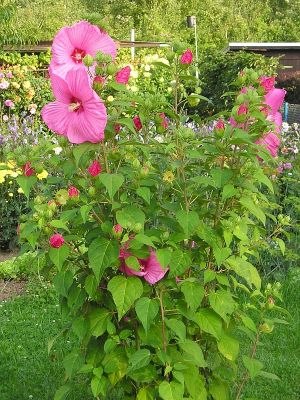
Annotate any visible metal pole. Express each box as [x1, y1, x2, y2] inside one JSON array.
[[194, 20, 199, 79], [130, 29, 135, 61]]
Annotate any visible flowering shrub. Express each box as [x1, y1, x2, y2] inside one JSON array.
[[15, 21, 288, 400]]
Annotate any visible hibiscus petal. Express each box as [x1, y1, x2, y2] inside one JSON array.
[[51, 25, 74, 66], [144, 251, 168, 285], [65, 68, 94, 102], [50, 71, 72, 104], [41, 102, 70, 137], [265, 88, 286, 115], [67, 96, 107, 144]]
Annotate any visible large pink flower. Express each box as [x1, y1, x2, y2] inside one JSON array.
[[42, 68, 107, 144], [264, 88, 286, 115], [119, 245, 168, 285], [255, 132, 280, 158], [50, 21, 117, 78]]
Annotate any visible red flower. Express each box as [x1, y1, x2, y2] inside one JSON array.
[[180, 49, 193, 65], [159, 112, 168, 129], [22, 161, 35, 177], [50, 233, 65, 248], [88, 160, 102, 177], [114, 124, 122, 133], [115, 66, 131, 85], [133, 115, 142, 131], [68, 186, 79, 197], [215, 120, 225, 130], [114, 224, 123, 233]]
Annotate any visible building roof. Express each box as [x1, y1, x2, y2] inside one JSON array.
[[229, 42, 300, 51]]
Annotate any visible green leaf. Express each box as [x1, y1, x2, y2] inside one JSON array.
[[85, 274, 98, 298], [116, 206, 145, 229], [159, 381, 184, 400], [49, 245, 70, 270], [213, 246, 232, 266], [136, 187, 151, 204], [72, 316, 87, 339], [195, 309, 223, 340], [73, 142, 96, 166], [240, 314, 257, 333], [222, 184, 238, 201], [211, 168, 233, 188], [254, 169, 274, 193], [91, 375, 108, 397], [209, 378, 230, 400], [183, 365, 207, 400], [54, 385, 71, 400], [258, 370, 280, 380], [176, 210, 199, 238], [53, 270, 73, 297], [179, 340, 207, 367], [239, 197, 266, 225], [125, 255, 141, 271], [127, 349, 151, 373], [135, 233, 155, 247], [50, 219, 70, 232], [226, 256, 261, 289], [137, 388, 154, 400], [168, 250, 191, 278], [135, 297, 159, 332], [165, 319, 186, 341], [204, 269, 216, 284], [209, 290, 236, 322], [274, 238, 285, 255], [16, 175, 37, 198], [80, 205, 92, 223], [88, 237, 119, 281], [63, 351, 85, 378], [242, 356, 264, 379], [156, 248, 172, 269], [99, 173, 124, 199], [217, 333, 239, 361], [108, 276, 143, 320], [88, 308, 111, 337], [180, 279, 204, 312]]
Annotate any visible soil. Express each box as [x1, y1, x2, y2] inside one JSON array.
[[0, 248, 25, 301], [0, 280, 26, 301]]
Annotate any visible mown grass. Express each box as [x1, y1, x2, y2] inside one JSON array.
[[0, 270, 299, 400]]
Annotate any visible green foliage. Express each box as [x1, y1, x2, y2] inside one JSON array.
[[0, 251, 44, 279]]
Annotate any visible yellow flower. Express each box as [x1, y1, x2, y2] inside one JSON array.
[[37, 170, 48, 180], [8, 180, 13, 185], [15, 96, 21, 103], [8, 192, 13, 197], [7, 160, 16, 168], [23, 81, 31, 90], [163, 171, 175, 183], [17, 187, 24, 194], [0, 176, 5, 184], [107, 95, 114, 102], [12, 82, 20, 89]]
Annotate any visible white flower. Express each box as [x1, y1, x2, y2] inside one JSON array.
[[130, 70, 139, 79], [144, 64, 151, 72], [155, 135, 164, 143], [53, 146, 63, 155], [30, 108, 36, 115], [130, 86, 139, 93], [282, 122, 289, 132]]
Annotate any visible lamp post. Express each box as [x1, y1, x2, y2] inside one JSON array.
[[186, 15, 199, 79]]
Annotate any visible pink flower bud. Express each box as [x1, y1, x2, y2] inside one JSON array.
[[114, 124, 122, 133], [50, 233, 65, 248], [88, 160, 102, 177], [180, 49, 193, 64], [159, 112, 168, 130], [115, 66, 131, 84], [22, 161, 35, 177], [133, 115, 142, 131], [259, 76, 275, 93], [237, 104, 248, 115], [113, 224, 123, 239], [68, 186, 79, 197], [215, 119, 225, 130]]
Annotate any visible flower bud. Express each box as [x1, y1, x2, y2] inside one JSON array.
[[133, 223, 143, 233], [112, 224, 123, 239], [50, 233, 65, 248], [107, 64, 118, 76], [83, 54, 94, 67]]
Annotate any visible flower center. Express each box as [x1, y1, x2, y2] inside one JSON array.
[[71, 48, 86, 64], [68, 101, 82, 112]]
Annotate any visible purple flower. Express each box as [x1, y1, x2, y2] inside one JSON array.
[[6, 72, 13, 79], [283, 162, 292, 170], [4, 99, 14, 108]]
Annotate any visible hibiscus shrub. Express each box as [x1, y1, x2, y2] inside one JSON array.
[[17, 21, 288, 400]]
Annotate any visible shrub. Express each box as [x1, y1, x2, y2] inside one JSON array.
[[0, 251, 44, 279]]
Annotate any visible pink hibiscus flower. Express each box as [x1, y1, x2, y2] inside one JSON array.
[[180, 49, 193, 65], [42, 68, 107, 144], [119, 245, 168, 285], [259, 76, 275, 93], [255, 132, 280, 158], [264, 88, 286, 115], [50, 20, 117, 78], [115, 66, 131, 84]]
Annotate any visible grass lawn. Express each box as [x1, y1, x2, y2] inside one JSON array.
[[0, 271, 299, 400]]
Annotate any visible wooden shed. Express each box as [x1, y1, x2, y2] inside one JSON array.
[[228, 42, 300, 73]]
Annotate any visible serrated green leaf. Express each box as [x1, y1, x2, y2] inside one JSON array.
[[73, 142, 96, 166], [136, 187, 151, 204], [135, 297, 159, 332], [226, 256, 261, 289], [116, 206, 145, 229], [179, 340, 207, 367], [99, 173, 124, 199], [240, 197, 266, 225], [156, 248, 172, 269], [242, 356, 264, 379], [180, 279, 204, 312], [217, 333, 239, 361], [53, 270, 73, 297], [176, 210, 200, 238], [49, 245, 70, 270], [195, 309, 223, 340], [108, 276, 143, 320], [159, 381, 184, 400], [85, 274, 98, 298], [166, 319, 186, 341], [88, 237, 119, 281], [127, 349, 151, 373], [63, 351, 84, 378], [209, 290, 236, 322], [88, 308, 111, 337], [168, 250, 191, 278], [54, 385, 71, 400], [16, 175, 37, 198]]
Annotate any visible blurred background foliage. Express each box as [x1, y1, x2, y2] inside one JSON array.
[[0, 0, 300, 46]]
